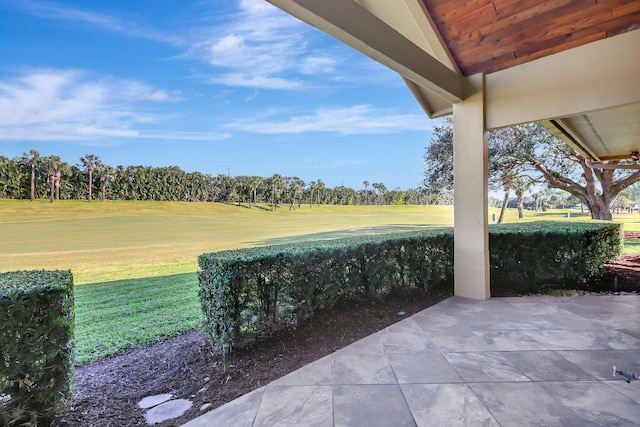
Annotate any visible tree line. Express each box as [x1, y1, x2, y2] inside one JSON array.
[[0, 151, 452, 208]]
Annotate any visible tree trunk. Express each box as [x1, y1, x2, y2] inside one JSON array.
[[516, 192, 524, 218], [88, 168, 93, 202], [30, 164, 35, 202], [586, 196, 612, 220], [530, 159, 637, 221], [497, 187, 510, 224]]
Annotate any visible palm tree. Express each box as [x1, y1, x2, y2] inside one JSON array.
[[247, 176, 263, 208], [48, 167, 60, 203], [80, 154, 100, 203], [308, 181, 316, 208], [99, 165, 115, 202], [288, 177, 305, 211], [270, 174, 285, 211], [23, 150, 40, 202], [513, 176, 533, 219], [363, 180, 370, 205], [315, 179, 325, 207], [372, 183, 387, 205]]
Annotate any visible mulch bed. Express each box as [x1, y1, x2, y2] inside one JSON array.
[[52, 291, 451, 427]]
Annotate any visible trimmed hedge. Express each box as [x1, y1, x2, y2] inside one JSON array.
[[198, 228, 453, 347], [0, 270, 74, 427], [199, 221, 621, 348], [489, 221, 622, 295]]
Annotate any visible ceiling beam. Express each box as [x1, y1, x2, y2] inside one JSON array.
[[266, 0, 464, 103]]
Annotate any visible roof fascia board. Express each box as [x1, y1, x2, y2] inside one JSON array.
[[266, 0, 463, 103], [485, 30, 640, 130]]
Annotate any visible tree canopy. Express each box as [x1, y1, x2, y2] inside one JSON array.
[[423, 120, 640, 220]]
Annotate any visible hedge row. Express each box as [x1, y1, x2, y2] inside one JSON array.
[[199, 228, 454, 347], [199, 221, 621, 349], [0, 270, 75, 427], [489, 221, 622, 295]]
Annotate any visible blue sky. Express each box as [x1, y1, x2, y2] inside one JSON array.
[[0, 0, 436, 189]]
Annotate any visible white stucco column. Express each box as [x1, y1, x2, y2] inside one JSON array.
[[453, 74, 490, 300]]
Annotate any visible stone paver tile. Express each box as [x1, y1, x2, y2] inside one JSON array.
[[333, 385, 415, 427], [558, 350, 640, 380], [388, 353, 463, 384], [332, 353, 396, 384], [474, 330, 549, 351], [523, 330, 640, 351], [502, 313, 598, 331], [539, 381, 640, 426], [401, 383, 499, 427], [574, 297, 639, 314], [604, 380, 640, 405], [469, 382, 575, 427], [385, 316, 424, 333], [620, 329, 640, 341], [271, 355, 333, 386], [444, 352, 530, 383], [573, 313, 640, 330], [410, 311, 462, 332], [425, 329, 493, 352], [180, 387, 264, 427], [502, 351, 597, 381], [334, 332, 383, 355], [379, 327, 438, 354], [253, 386, 333, 427]]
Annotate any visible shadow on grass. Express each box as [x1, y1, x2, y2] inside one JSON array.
[[225, 202, 273, 211], [74, 272, 200, 364], [250, 224, 438, 246]]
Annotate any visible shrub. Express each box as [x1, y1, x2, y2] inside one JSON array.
[[489, 221, 622, 295], [198, 229, 453, 348], [199, 221, 621, 348], [0, 270, 74, 427]]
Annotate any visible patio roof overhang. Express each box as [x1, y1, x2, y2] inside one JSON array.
[[267, 0, 640, 160], [266, 0, 640, 299]]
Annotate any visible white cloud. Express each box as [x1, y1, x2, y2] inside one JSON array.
[[187, 0, 350, 90], [0, 68, 195, 143], [14, 0, 182, 44], [225, 105, 431, 135]]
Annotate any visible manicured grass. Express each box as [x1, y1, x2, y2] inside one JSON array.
[[0, 200, 634, 363], [73, 273, 200, 363], [0, 200, 454, 285], [0, 200, 455, 362]]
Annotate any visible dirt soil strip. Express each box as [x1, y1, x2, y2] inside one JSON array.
[[52, 292, 450, 427]]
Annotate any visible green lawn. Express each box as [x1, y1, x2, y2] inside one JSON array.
[[1, 200, 635, 363]]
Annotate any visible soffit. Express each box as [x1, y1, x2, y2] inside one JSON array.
[[544, 102, 640, 161]]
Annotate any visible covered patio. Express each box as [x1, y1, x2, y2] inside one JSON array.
[[255, 0, 640, 300], [182, 1, 639, 425], [183, 294, 640, 426]]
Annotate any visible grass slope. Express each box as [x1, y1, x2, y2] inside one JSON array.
[[1, 200, 635, 362]]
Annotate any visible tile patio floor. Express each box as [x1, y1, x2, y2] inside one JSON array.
[[182, 294, 640, 426]]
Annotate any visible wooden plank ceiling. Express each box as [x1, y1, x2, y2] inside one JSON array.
[[422, 0, 640, 76]]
